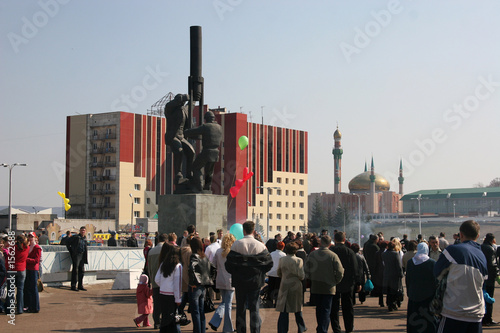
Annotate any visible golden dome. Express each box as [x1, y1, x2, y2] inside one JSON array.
[[348, 171, 390, 192], [333, 128, 342, 139]]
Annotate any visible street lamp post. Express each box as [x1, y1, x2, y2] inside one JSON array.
[[352, 193, 361, 245], [257, 186, 280, 241], [1, 163, 27, 231], [129, 193, 134, 232], [411, 194, 424, 235]]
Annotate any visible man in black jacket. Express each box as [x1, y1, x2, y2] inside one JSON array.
[[329, 232, 360, 333], [225, 221, 273, 333], [127, 232, 138, 247], [481, 233, 499, 326], [66, 226, 88, 291]]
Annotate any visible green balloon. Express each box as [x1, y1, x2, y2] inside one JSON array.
[[238, 135, 249, 150]]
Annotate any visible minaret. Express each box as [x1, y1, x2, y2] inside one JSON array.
[[332, 126, 343, 194], [369, 156, 378, 213], [398, 158, 404, 195]]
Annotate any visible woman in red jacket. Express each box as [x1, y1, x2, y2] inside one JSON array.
[[6, 234, 29, 314], [24, 232, 42, 313]]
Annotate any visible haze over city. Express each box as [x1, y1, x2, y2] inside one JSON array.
[[1, 1, 499, 208]]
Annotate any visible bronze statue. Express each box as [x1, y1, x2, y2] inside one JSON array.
[[184, 111, 223, 192], [164, 93, 195, 185]]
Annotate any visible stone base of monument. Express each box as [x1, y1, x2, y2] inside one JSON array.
[[111, 269, 143, 290], [158, 194, 227, 238]]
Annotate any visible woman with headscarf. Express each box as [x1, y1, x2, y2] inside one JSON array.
[[406, 242, 438, 333], [24, 232, 42, 313]]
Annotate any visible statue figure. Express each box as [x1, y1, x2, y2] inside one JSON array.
[[184, 111, 223, 192], [164, 94, 195, 185]]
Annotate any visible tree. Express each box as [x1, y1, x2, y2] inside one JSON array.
[[326, 208, 335, 228], [309, 196, 325, 230], [333, 205, 351, 229], [488, 177, 500, 188]]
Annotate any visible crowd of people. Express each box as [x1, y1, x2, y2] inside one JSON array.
[[1, 219, 499, 333]]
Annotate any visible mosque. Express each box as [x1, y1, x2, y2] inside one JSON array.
[[309, 127, 404, 220]]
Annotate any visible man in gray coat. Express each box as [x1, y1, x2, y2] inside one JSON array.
[[305, 235, 344, 333]]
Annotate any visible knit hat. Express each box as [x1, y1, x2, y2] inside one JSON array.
[[139, 274, 148, 285]]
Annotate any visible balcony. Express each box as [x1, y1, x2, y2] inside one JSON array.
[[89, 162, 104, 168], [105, 161, 117, 167], [89, 189, 116, 195], [90, 133, 117, 140], [89, 175, 116, 182], [91, 147, 116, 154]]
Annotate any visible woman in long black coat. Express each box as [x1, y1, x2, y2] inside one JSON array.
[[382, 240, 403, 311], [406, 242, 437, 333], [373, 241, 389, 307]]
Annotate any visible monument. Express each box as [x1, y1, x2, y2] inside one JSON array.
[[159, 26, 227, 237]]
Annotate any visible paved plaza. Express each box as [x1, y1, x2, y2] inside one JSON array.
[[2, 283, 500, 332]]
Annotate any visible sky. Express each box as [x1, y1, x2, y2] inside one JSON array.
[[1, 0, 500, 208]]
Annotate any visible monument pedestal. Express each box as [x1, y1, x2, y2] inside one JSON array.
[[158, 194, 227, 237]]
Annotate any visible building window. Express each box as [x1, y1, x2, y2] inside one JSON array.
[[134, 198, 140, 204], [269, 226, 273, 232], [299, 191, 304, 197], [106, 155, 111, 162], [285, 190, 289, 196], [105, 142, 112, 149], [277, 214, 281, 220], [269, 189, 273, 195], [293, 190, 296, 196], [293, 214, 296, 219], [285, 178, 289, 184], [299, 214, 304, 220], [146, 211, 150, 218], [260, 213, 263, 219], [104, 211, 110, 218], [277, 177, 281, 183], [93, 143, 97, 150], [260, 201, 263, 207], [277, 226, 281, 232], [285, 214, 288, 219], [285, 226, 289, 231], [93, 157, 97, 163], [299, 179, 304, 185], [134, 184, 140, 190], [104, 197, 110, 204], [277, 201, 281, 208], [93, 129, 98, 136], [293, 202, 296, 208], [134, 211, 140, 217], [277, 189, 282, 195], [92, 197, 96, 204], [293, 179, 296, 184], [92, 184, 97, 190], [292, 226, 296, 231], [105, 169, 111, 176], [269, 214, 273, 220], [299, 202, 304, 208], [146, 198, 151, 204], [106, 128, 112, 135], [269, 202, 272, 207], [285, 202, 289, 208], [92, 211, 96, 218], [105, 183, 111, 190]]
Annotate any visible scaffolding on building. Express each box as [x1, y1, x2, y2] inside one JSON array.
[[147, 92, 175, 117]]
